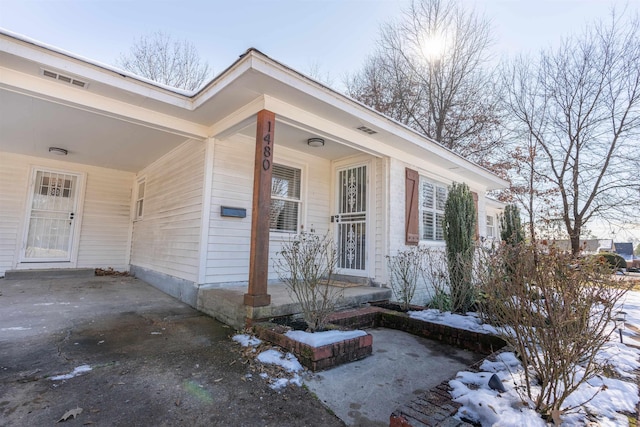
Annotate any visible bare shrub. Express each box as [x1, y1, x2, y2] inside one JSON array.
[[479, 243, 630, 421], [274, 233, 342, 332], [421, 248, 451, 311], [387, 247, 424, 310]]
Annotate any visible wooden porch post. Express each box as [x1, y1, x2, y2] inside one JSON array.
[[244, 110, 275, 307]]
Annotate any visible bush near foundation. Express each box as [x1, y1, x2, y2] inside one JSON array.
[[274, 233, 343, 333]]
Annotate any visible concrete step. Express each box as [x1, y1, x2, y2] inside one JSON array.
[[197, 282, 392, 329], [4, 268, 95, 280]]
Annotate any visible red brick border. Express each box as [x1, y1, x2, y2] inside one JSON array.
[[253, 322, 373, 371]]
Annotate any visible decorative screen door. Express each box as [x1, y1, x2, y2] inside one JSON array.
[[22, 169, 80, 262], [334, 164, 367, 274]]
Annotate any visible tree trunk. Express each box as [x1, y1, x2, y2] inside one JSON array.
[[570, 233, 581, 256]]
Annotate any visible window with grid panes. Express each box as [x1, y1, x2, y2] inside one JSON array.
[[270, 164, 301, 232], [419, 178, 447, 241], [486, 215, 496, 238], [135, 178, 146, 220]]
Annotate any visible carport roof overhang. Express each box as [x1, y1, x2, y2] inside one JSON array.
[[0, 29, 509, 190]]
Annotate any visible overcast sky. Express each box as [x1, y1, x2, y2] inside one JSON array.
[[1, 0, 638, 86], [1, 0, 638, 240]]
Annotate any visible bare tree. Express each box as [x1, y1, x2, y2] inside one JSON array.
[[117, 31, 212, 91], [503, 12, 640, 254], [345, 0, 505, 172]]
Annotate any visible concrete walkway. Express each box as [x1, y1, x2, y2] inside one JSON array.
[[305, 328, 481, 426], [0, 276, 343, 426]]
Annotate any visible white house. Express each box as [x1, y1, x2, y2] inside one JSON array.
[[0, 30, 508, 324]]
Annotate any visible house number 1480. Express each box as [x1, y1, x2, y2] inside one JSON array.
[[262, 120, 272, 171]]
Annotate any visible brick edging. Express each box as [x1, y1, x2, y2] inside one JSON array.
[[390, 349, 508, 427], [252, 322, 372, 371]]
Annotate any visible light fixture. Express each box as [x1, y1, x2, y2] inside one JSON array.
[[307, 137, 325, 148], [49, 147, 68, 156]]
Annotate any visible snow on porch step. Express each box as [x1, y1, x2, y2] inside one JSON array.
[[4, 268, 95, 280]]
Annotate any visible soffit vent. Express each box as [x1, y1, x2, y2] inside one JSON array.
[[357, 125, 377, 135], [41, 68, 88, 89]]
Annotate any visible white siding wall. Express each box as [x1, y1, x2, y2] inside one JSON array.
[[374, 157, 387, 284], [0, 152, 133, 275], [130, 139, 204, 283], [205, 134, 332, 285]]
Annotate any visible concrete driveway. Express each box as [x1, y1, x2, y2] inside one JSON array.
[[0, 276, 343, 426]]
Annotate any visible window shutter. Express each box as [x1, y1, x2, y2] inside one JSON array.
[[471, 191, 479, 241], [405, 168, 419, 245]]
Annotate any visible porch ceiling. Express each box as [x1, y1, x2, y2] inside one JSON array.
[[237, 119, 361, 160], [0, 89, 189, 172]]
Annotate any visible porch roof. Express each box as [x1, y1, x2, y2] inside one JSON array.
[[0, 29, 508, 189]]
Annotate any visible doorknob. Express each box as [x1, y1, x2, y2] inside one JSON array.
[[69, 213, 75, 220]]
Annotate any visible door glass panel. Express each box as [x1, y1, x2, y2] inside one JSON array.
[[24, 171, 78, 261]]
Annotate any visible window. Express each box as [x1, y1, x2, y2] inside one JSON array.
[[270, 164, 301, 232], [486, 215, 496, 238], [419, 178, 447, 241], [135, 178, 145, 220]]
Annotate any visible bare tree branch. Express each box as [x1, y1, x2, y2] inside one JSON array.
[[117, 31, 212, 91]]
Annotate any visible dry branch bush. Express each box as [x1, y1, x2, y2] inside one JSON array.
[[420, 247, 486, 312], [274, 233, 343, 332], [387, 247, 424, 310], [421, 248, 451, 311], [479, 243, 630, 422]]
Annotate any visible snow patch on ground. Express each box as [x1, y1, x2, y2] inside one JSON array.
[[1, 327, 32, 331], [451, 350, 639, 426], [257, 349, 303, 373], [232, 334, 262, 347], [442, 289, 640, 426], [284, 329, 367, 347], [50, 365, 92, 381], [256, 349, 304, 391], [408, 309, 498, 334]]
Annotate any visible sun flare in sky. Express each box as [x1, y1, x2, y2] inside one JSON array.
[[420, 33, 446, 61]]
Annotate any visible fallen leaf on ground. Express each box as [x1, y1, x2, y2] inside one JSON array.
[[58, 407, 82, 422]]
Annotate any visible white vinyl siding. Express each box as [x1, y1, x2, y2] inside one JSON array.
[[130, 139, 205, 283], [0, 152, 133, 275], [205, 134, 331, 285], [420, 178, 447, 242], [374, 157, 386, 283], [76, 170, 133, 269]]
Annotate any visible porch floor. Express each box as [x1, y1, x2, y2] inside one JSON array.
[[197, 283, 392, 330]]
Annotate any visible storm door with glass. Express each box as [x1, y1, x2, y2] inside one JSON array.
[[22, 169, 80, 262], [334, 164, 367, 275]]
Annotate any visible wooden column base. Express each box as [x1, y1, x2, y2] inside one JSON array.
[[244, 293, 271, 307]]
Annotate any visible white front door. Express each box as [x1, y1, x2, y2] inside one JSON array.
[[334, 164, 367, 275], [22, 169, 81, 262]]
